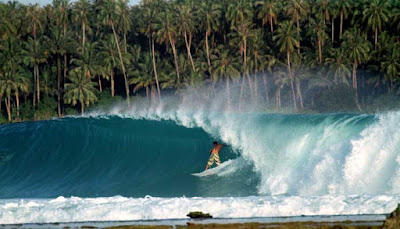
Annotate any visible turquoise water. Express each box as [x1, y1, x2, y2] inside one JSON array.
[[2, 111, 400, 224]]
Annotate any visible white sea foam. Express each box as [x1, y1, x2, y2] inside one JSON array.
[[1, 195, 399, 224]]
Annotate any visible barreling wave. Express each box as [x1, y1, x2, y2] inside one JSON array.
[[1, 109, 400, 199]]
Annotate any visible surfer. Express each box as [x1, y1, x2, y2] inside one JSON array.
[[205, 141, 227, 170]]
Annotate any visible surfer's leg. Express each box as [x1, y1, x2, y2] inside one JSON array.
[[206, 154, 215, 169], [215, 154, 221, 166]]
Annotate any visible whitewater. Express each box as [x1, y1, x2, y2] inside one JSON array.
[[1, 96, 400, 224]]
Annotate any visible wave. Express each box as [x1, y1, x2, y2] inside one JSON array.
[[1, 194, 400, 224]]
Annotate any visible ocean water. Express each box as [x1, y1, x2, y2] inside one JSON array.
[[1, 107, 400, 224]]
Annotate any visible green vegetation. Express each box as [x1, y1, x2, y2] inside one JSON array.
[[1, 0, 400, 123]]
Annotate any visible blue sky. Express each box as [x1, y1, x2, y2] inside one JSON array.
[[7, 0, 140, 5]]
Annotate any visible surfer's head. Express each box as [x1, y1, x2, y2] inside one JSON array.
[[213, 141, 218, 146]]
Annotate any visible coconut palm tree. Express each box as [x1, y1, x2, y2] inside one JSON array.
[[176, 0, 196, 71], [307, 17, 328, 64], [256, 0, 280, 37], [381, 44, 400, 93], [198, 0, 221, 68], [336, 0, 350, 39], [157, 4, 180, 81], [72, 0, 91, 53], [285, 0, 309, 54], [129, 52, 155, 100], [139, 0, 162, 102], [22, 37, 48, 106], [64, 69, 98, 114], [274, 20, 299, 110], [26, 4, 43, 40], [116, 0, 132, 53], [211, 47, 240, 109], [71, 42, 101, 79], [325, 47, 351, 85], [98, 0, 130, 107], [362, 0, 389, 46], [342, 28, 371, 109]]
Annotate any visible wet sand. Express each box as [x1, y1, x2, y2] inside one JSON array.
[[0, 214, 387, 229]]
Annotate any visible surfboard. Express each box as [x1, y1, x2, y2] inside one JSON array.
[[191, 169, 216, 177], [191, 160, 234, 177]]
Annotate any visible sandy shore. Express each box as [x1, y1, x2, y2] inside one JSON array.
[[0, 214, 387, 229]]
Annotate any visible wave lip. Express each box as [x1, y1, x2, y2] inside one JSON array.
[[1, 194, 400, 224]]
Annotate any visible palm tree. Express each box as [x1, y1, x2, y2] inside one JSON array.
[[325, 47, 351, 85], [336, 0, 350, 39], [99, 35, 130, 97], [212, 47, 240, 109], [54, 0, 71, 94], [274, 20, 299, 110], [256, 0, 280, 37], [285, 0, 309, 54], [307, 17, 328, 63], [98, 0, 130, 107], [139, 0, 162, 102], [71, 42, 101, 78], [64, 69, 98, 114], [116, 0, 132, 53], [129, 52, 155, 100], [72, 0, 91, 53], [381, 44, 400, 93], [362, 0, 389, 46], [226, 0, 253, 30], [177, 0, 196, 71], [22, 37, 48, 106], [198, 0, 221, 68], [342, 28, 371, 110], [157, 4, 180, 81], [26, 4, 43, 40]]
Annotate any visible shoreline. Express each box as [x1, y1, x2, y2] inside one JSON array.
[[0, 214, 388, 229]]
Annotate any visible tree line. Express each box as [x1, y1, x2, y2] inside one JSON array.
[[1, 0, 400, 123]]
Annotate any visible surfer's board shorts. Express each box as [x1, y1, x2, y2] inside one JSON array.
[[207, 153, 221, 166]]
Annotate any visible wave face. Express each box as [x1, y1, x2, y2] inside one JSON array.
[[1, 110, 400, 223]]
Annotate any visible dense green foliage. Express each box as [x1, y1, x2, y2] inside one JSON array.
[[1, 0, 400, 122]]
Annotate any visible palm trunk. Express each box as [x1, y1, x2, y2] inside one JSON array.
[[331, 17, 334, 42], [81, 100, 84, 114], [36, 65, 40, 103], [269, 15, 274, 37], [374, 26, 378, 47], [238, 75, 245, 111], [57, 55, 62, 117], [146, 86, 149, 100], [124, 33, 127, 53], [33, 65, 36, 107], [5, 96, 11, 122], [226, 77, 230, 110], [296, 13, 300, 54], [16, 93, 20, 117], [352, 60, 361, 111], [98, 76, 102, 93], [276, 87, 281, 109], [152, 38, 161, 102], [287, 51, 297, 110], [244, 37, 253, 97], [205, 30, 211, 68], [262, 72, 269, 104], [318, 37, 322, 63], [296, 81, 304, 109], [111, 70, 115, 97], [110, 19, 130, 107], [340, 11, 343, 39], [82, 22, 85, 53], [169, 37, 180, 80], [184, 31, 195, 71]]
